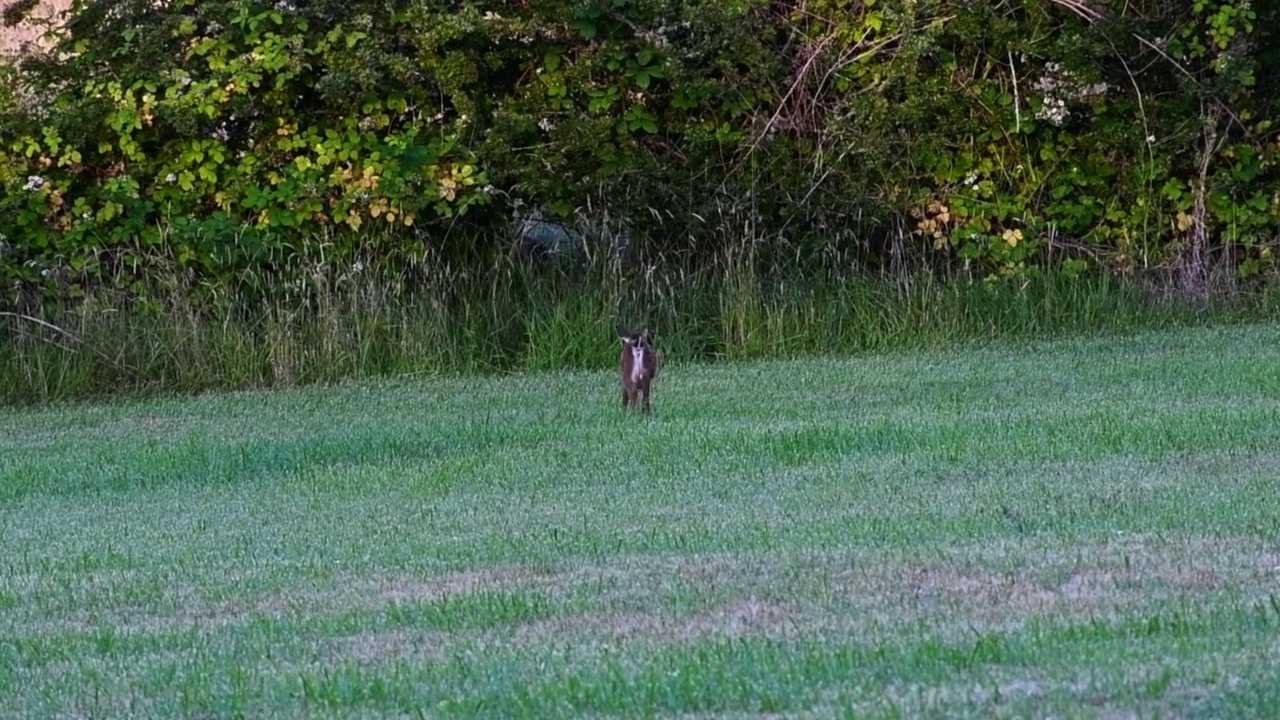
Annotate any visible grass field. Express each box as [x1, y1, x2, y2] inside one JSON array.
[[3, 323, 1280, 717]]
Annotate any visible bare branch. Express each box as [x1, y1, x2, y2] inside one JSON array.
[[0, 311, 135, 376], [1045, 0, 1108, 22]]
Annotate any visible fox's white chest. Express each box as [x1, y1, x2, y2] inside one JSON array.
[[629, 346, 646, 383]]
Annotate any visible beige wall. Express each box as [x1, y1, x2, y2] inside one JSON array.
[[1, 0, 73, 56]]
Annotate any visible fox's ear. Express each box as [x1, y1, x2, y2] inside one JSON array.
[[639, 328, 650, 341], [616, 325, 629, 338]]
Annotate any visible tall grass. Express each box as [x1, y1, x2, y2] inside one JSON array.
[[3, 242, 1278, 404]]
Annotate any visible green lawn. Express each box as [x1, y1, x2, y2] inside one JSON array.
[[3, 324, 1280, 717]]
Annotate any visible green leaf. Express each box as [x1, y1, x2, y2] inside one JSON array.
[[671, 89, 698, 110], [544, 50, 561, 73]]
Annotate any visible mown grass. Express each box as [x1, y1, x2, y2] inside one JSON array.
[[3, 323, 1280, 717]]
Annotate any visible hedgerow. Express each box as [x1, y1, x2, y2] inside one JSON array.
[[2, 0, 1278, 303]]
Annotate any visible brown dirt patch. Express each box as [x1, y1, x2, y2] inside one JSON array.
[[11, 533, 1276, 657], [335, 628, 451, 665], [350, 565, 539, 605], [509, 598, 802, 649]]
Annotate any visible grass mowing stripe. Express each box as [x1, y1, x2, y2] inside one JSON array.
[[189, 621, 1280, 716]]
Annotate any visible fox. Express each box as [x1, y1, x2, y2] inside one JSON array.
[[617, 326, 661, 414]]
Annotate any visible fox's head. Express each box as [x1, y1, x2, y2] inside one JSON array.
[[617, 326, 652, 351], [617, 326, 658, 380]]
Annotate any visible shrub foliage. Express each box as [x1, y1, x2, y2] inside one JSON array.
[[2, 0, 1279, 302]]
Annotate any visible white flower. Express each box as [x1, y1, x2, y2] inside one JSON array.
[[1033, 63, 1108, 128], [165, 173, 177, 183], [1036, 96, 1069, 126], [1146, 135, 1156, 143], [23, 175, 44, 191]]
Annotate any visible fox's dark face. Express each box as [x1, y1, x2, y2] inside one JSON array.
[[618, 326, 652, 367], [617, 327, 651, 349]]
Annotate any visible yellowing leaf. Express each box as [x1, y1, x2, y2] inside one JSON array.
[[439, 176, 458, 201]]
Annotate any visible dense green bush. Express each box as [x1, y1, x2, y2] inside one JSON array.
[[1, 0, 1278, 303]]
